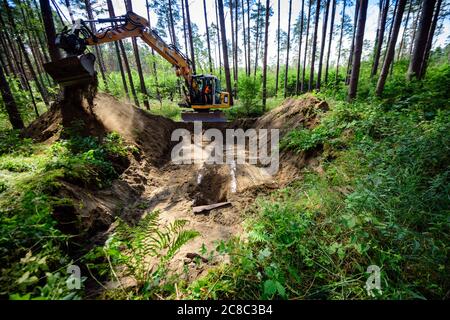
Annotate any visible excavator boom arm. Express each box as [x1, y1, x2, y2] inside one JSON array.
[[84, 12, 192, 83]]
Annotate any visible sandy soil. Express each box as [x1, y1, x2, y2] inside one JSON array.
[[24, 91, 328, 287]]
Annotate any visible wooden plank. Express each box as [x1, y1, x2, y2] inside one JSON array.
[[192, 201, 231, 214]]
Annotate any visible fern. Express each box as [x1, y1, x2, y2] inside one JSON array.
[[104, 210, 199, 293]]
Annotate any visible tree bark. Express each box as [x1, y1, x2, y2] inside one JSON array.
[[215, 0, 223, 80], [168, 0, 178, 46], [107, 0, 137, 105], [376, 0, 406, 95], [125, 0, 150, 109], [348, 0, 368, 100], [316, 0, 331, 90], [146, 0, 161, 103], [335, 0, 346, 83], [419, 0, 442, 78], [409, 2, 422, 57], [296, 0, 305, 95], [371, 0, 389, 77], [0, 64, 24, 129], [217, 0, 234, 105], [283, 0, 293, 97], [262, 0, 270, 111], [247, 0, 251, 75], [4, 0, 49, 106], [301, 0, 312, 92], [85, 0, 108, 92], [407, 0, 437, 80], [397, 0, 412, 60], [275, 0, 281, 95], [203, 0, 213, 73], [242, 0, 248, 77], [345, 0, 360, 85], [230, 0, 237, 92], [254, 0, 261, 78], [309, 0, 321, 91], [184, 0, 196, 74], [181, 0, 189, 57], [324, 0, 336, 84]]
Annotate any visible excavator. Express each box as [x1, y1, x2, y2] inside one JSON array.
[[43, 11, 230, 122]]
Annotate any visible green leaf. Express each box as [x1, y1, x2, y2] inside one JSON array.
[[263, 280, 277, 296]]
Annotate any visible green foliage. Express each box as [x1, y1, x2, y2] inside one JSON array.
[[84, 211, 199, 299], [0, 131, 133, 299], [186, 64, 450, 300]]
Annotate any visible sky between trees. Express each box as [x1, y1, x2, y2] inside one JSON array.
[[56, 0, 450, 68]]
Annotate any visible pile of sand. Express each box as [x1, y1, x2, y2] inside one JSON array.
[[255, 94, 329, 135]]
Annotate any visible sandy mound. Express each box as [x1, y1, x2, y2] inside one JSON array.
[[255, 94, 329, 135]]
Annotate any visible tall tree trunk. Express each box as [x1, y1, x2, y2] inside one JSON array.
[[215, 0, 223, 80], [234, 0, 238, 97], [125, 0, 150, 109], [64, 0, 75, 24], [0, 16, 27, 89], [301, 0, 312, 92], [296, 0, 305, 95], [275, 0, 281, 95], [407, 0, 437, 80], [241, 0, 248, 77], [335, 0, 346, 83], [254, 0, 261, 78], [0, 64, 24, 129], [397, 0, 412, 60], [181, 0, 189, 57], [309, 0, 321, 91], [383, 0, 398, 67], [230, 0, 237, 93], [345, 0, 360, 85], [419, 0, 442, 78], [85, 0, 108, 92], [168, 0, 177, 46], [185, 0, 196, 74], [376, 0, 406, 95], [371, 0, 389, 77], [262, 0, 270, 111], [107, 0, 137, 105], [284, 0, 293, 97], [409, 3, 422, 57], [247, 0, 251, 75], [203, 0, 213, 73], [217, 0, 233, 105], [348, 0, 368, 100], [4, 0, 49, 106], [146, 0, 161, 103], [324, 0, 336, 84], [39, 0, 61, 61], [316, 0, 330, 90]]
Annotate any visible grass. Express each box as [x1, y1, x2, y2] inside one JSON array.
[[0, 130, 132, 299], [181, 63, 450, 300]]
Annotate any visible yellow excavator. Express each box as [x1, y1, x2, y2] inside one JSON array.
[[43, 11, 230, 122]]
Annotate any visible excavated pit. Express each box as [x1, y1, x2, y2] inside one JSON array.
[[23, 90, 329, 291]]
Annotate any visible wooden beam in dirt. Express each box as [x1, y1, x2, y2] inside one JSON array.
[[192, 202, 231, 214]]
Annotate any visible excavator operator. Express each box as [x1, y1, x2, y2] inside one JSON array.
[[204, 82, 212, 105]]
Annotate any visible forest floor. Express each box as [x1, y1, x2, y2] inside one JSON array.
[[22, 90, 329, 293]]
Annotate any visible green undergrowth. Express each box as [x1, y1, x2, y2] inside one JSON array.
[[182, 65, 449, 300], [0, 129, 132, 299]]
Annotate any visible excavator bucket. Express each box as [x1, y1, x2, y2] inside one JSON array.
[[181, 110, 227, 123], [43, 53, 96, 87]]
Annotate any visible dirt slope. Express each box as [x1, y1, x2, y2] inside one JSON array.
[[24, 92, 328, 289]]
